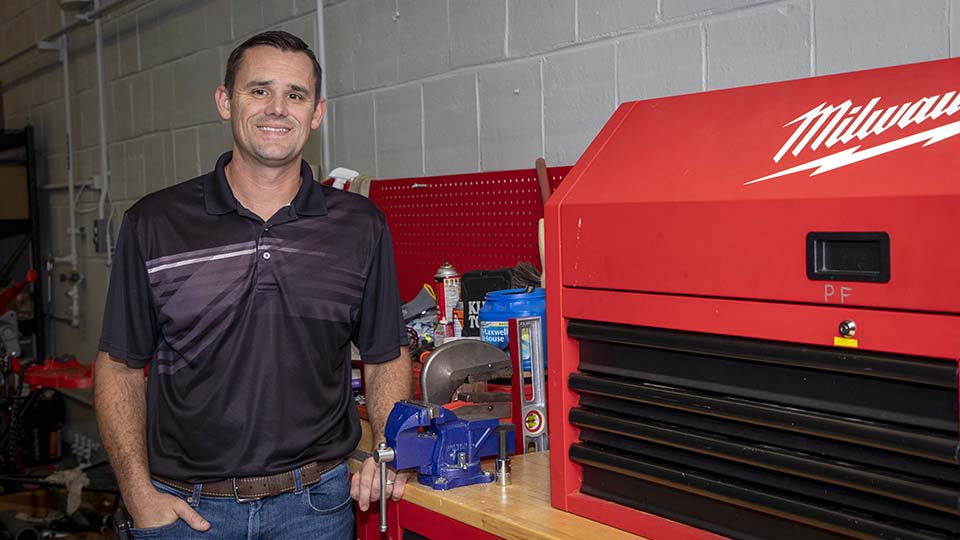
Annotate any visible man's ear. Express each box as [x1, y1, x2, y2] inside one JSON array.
[[311, 97, 326, 130], [215, 85, 232, 121]]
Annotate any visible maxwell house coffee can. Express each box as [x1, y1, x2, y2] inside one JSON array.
[[433, 261, 461, 325]]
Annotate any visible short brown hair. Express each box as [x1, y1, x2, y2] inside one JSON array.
[[224, 31, 323, 103]]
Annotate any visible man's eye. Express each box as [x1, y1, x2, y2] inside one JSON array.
[[289, 93, 304, 101], [252, 89, 268, 96]]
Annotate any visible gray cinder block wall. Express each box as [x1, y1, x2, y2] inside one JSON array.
[[0, 0, 322, 360], [0, 0, 957, 360]]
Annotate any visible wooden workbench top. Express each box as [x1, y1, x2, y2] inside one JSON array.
[[354, 451, 648, 540]]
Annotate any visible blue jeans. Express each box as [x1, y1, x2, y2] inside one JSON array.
[[130, 462, 353, 540]]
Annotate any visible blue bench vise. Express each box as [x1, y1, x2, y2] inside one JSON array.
[[371, 400, 515, 531], [379, 400, 515, 490]]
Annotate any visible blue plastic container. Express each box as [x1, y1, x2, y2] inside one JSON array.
[[478, 287, 547, 372]]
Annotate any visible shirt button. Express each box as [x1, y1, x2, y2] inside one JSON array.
[[263, 252, 271, 260]]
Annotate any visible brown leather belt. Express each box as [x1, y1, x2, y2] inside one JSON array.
[[152, 459, 343, 502]]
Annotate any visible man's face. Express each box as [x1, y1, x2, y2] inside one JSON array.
[[215, 46, 325, 167]]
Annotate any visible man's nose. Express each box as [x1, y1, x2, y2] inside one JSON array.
[[265, 93, 288, 116]]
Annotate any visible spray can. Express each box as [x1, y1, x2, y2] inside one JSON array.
[[435, 318, 454, 346], [452, 299, 465, 338], [433, 261, 461, 325]]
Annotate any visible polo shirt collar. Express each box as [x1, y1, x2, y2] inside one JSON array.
[[204, 151, 328, 217]]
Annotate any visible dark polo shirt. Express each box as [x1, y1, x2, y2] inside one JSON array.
[[99, 152, 406, 482]]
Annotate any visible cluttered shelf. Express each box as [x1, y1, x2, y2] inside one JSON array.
[[349, 161, 564, 441]]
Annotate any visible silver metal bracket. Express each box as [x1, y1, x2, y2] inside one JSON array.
[[36, 40, 62, 51]]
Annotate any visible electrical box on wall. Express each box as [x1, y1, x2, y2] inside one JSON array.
[[93, 217, 111, 253]]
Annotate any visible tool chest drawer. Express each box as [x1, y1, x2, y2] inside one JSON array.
[[567, 319, 960, 540]]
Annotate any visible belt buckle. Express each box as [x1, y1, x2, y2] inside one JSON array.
[[232, 477, 262, 503]]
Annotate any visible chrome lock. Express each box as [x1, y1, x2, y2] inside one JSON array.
[[838, 320, 856, 338]]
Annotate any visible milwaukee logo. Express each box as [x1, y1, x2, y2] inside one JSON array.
[[746, 91, 960, 185]]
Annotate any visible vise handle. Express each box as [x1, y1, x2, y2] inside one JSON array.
[[373, 442, 396, 533]]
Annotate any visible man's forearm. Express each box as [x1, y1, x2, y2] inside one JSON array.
[[363, 348, 413, 442], [93, 352, 154, 507]]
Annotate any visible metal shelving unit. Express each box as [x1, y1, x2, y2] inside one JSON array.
[[0, 127, 46, 363]]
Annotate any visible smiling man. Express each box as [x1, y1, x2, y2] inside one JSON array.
[[94, 31, 412, 540]]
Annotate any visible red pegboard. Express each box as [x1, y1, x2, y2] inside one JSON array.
[[368, 167, 570, 301]]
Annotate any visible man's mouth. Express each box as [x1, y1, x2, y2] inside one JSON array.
[[257, 126, 292, 134]]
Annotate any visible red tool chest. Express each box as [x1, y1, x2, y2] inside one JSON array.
[[545, 57, 960, 540]]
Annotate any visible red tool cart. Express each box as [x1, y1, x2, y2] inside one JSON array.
[[545, 57, 960, 540]]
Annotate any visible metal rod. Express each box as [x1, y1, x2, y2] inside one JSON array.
[[40, 182, 94, 191], [373, 442, 395, 533], [94, 0, 112, 265], [379, 458, 387, 532], [59, 11, 80, 328], [23, 126, 48, 362], [315, 0, 330, 176]]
